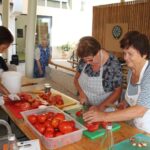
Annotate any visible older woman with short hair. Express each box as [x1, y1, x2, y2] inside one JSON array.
[[83, 31, 150, 133], [74, 36, 122, 111]]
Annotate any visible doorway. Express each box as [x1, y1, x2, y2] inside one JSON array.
[[15, 15, 52, 62]]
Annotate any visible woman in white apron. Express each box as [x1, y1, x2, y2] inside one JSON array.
[[74, 36, 122, 111], [83, 31, 150, 133], [0, 26, 20, 100]]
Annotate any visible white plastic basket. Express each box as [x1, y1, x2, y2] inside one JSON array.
[[21, 106, 86, 149]]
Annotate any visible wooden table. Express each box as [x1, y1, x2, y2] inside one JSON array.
[[1, 77, 145, 150]]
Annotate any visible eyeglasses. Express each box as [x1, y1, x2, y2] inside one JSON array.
[[83, 56, 95, 63]]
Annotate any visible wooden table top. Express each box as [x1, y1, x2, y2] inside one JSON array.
[[2, 105, 144, 150], [1, 77, 145, 150]]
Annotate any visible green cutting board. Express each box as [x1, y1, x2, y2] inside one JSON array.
[[113, 134, 150, 150], [64, 108, 121, 140]]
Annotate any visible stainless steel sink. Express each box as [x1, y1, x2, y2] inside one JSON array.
[[0, 119, 12, 150], [0, 135, 8, 150]]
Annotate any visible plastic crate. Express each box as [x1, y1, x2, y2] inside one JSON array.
[[21, 106, 86, 149]]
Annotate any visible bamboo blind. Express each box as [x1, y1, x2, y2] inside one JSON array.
[[92, 0, 150, 58]]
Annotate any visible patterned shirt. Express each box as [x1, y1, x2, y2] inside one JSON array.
[[77, 53, 122, 92]]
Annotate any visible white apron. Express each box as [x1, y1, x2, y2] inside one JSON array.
[[125, 61, 150, 133], [78, 51, 112, 106]]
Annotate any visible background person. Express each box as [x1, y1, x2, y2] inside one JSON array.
[[0, 26, 20, 101], [83, 31, 150, 133], [0, 26, 13, 95], [74, 36, 122, 111], [33, 38, 52, 78]]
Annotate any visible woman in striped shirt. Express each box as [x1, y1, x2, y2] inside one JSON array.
[[83, 31, 150, 133]]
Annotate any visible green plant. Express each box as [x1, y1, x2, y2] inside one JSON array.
[[61, 43, 71, 52]]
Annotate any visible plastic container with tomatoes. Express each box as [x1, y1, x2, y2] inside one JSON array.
[[21, 106, 86, 150]]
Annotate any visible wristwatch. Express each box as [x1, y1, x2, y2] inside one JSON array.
[[112, 25, 122, 39]]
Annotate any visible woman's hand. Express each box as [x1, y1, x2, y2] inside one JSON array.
[[89, 104, 106, 112], [8, 94, 20, 101], [89, 106, 98, 111], [79, 91, 88, 104], [83, 109, 105, 124], [117, 101, 128, 110]]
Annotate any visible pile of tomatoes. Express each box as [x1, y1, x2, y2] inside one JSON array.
[[85, 122, 108, 132], [75, 109, 109, 132], [27, 111, 78, 138], [39, 93, 64, 106], [9, 92, 42, 111]]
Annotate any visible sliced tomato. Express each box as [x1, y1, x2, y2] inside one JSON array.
[[20, 102, 31, 111], [85, 122, 100, 132], [31, 101, 41, 108], [101, 121, 108, 129]]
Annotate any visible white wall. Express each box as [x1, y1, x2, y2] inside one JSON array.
[[0, 0, 27, 61], [15, 4, 93, 59], [37, 6, 92, 48], [36, 2, 93, 58]]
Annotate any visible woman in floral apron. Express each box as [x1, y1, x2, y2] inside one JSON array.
[[74, 36, 122, 111], [33, 38, 52, 78], [83, 31, 150, 133]]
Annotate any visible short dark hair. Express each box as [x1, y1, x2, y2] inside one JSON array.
[[120, 31, 150, 59], [76, 36, 101, 58], [0, 26, 14, 45]]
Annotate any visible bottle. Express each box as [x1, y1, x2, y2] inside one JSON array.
[[44, 83, 51, 93], [100, 123, 114, 150], [8, 134, 19, 150]]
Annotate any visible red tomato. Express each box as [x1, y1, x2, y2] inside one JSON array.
[[20, 102, 31, 110], [39, 92, 51, 101], [37, 114, 47, 123], [46, 112, 55, 119], [51, 118, 60, 128], [55, 95, 64, 105], [101, 122, 110, 129], [56, 98, 64, 105], [76, 110, 83, 117], [59, 121, 73, 134], [45, 126, 54, 133], [54, 113, 65, 121], [27, 98, 35, 103], [31, 101, 41, 108], [14, 102, 22, 107], [73, 128, 78, 131], [44, 120, 52, 128], [68, 120, 75, 128], [44, 131, 54, 138], [28, 114, 37, 124], [48, 96, 57, 105], [18, 93, 32, 101], [34, 123, 45, 134], [85, 122, 100, 132]]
